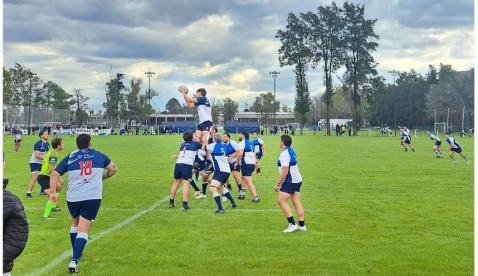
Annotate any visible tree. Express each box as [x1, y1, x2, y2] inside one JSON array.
[[250, 92, 276, 126], [342, 2, 379, 135], [71, 88, 89, 126], [293, 61, 311, 134], [426, 64, 439, 85], [302, 2, 344, 135], [276, 12, 311, 133], [102, 69, 126, 126], [223, 97, 239, 122], [426, 69, 474, 129], [165, 98, 183, 114]]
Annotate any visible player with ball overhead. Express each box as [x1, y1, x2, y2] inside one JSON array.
[[178, 86, 212, 149]]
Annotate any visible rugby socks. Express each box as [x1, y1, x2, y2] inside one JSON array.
[[213, 194, 223, 211], [463, 156, 468, 162], [43, 200, 55, 218], [256, 168, 261, 173], [195, 170, 199, 182], [182, 201, 189, 208], [70, 227, 78, 250], [189, 179, 200, 192], [202, 183, 208, 195], [239, 189, 246, 196], [287, 216, 296, 225], [223, 191, 234, 203], [299, 220, 305, 227], [55, 192, 60, 208], [72, 232, 88, 262]]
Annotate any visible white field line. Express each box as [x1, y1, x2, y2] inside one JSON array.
[[26, 191, 319, 276]]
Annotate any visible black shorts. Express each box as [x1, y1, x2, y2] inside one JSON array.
[[37, 175, 51, 190], [435, 140, 442, 147], [255, 153, 263, 160], [241, 164, 255, 177]]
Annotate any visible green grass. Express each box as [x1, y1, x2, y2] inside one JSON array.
[[3, 131, 473, 275]]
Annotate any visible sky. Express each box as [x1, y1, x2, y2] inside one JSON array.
[[3, 0, 475, 112]]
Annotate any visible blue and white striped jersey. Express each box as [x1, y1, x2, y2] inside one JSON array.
[[29, 140, 50, 164], [225, 140, 239, 164], [446, 137, 461, 149], [277, 147, 302, 184], [55, 148, 111, 202], [176, 141, 203, 165], [239, 139, 256, 165], [206, 142, 231, 173], [194, 97, 212, 124]]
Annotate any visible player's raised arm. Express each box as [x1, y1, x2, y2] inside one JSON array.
[[178, 86, 197, 108]]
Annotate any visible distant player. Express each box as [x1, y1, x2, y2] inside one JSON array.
[[206, 133, 238, 214], [251, 132, 265, 175], [26, 130, 50, 198], [13, 126, 23, 152], [179, 87, 212, 148], [400, 126, 415, 152], [235, 131, 260, 202], [169, 131, 203, 209], [444, 132, 469, 165], [426, 130, 443, 158]]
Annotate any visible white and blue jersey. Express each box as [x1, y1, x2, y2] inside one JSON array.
[[13, 129, 22, 141], [429, 133, 441, 145], [206, 143, 231, 173], [194, 97, 212, 124], [55, 148, 111, 202], [446, 137, 462, 152], [29, 140, 50, 164], [252, 138, 264, 155], [225, 140, 240, 164], [176, 141, 203, 166], [278, 147, 302, 184], [401, 130, 411, 143], [239, 139, 256, 165]]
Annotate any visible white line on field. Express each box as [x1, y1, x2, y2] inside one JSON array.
[[27, 192, 320, 275], [26, 193, 172, 276]]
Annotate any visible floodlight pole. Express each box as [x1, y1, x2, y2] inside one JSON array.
[[269, 71, 280, 126], [145, 71, 156, 107], [388, 70, 399, 136], [27, 72, 37, 135]]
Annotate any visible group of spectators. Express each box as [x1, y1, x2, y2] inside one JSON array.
[[335, 124, 351, 136]]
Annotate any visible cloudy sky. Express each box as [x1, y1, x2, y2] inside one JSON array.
[[3, 0, 474, 112]]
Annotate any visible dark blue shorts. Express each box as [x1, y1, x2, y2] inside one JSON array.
[[241, 164, 255, 177], [194, 160, 206, 171], [280, 182, 302, 195], [435, 140, 442, 146], [255, 153, 263, 160], [229, 163, 241, 172], [197, 121, 213, 132], [451, 147, 462, 153], [30, 163, 42, 173], [174, 163, 193, 180], [212, 171, 230, 184], [67, 199, 102, 221]]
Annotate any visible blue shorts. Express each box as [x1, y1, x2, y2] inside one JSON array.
[[14, 139, 22, 143], [280, 182, 302, 195], [435, 140, 442, 146], [67, 199, 102, 221], [30, 163, 42, 173], [229, 163, 241, 172], [241, 164, 255, 177], [194, 160, 206, 171], [197, 121, 213, 132], [451, 147, 462, 153], [212, 171, 230, 184], [174, 163, 193, 180], [255, 153, 263, 160]]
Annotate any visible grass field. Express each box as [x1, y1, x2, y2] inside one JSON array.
[[3, 131, 474, 275]]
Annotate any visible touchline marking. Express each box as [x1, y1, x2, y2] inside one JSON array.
[[26, 193, 173, 276]]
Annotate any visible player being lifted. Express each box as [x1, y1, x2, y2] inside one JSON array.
[[179, 86, 212, 149]]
